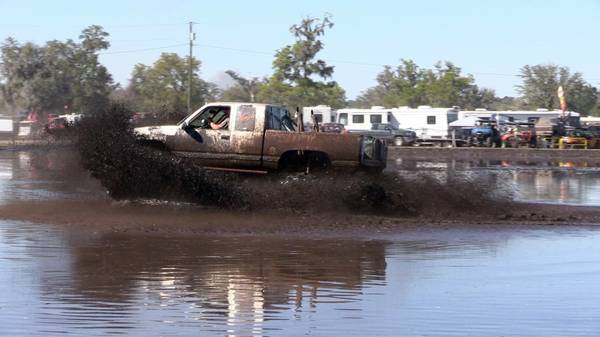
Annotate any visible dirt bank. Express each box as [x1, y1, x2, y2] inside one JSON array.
[[1, 199, 598, 238]]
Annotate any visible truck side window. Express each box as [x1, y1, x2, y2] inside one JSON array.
[[266, 106, 281, 130], [189, 106, 230, 129], [280, 109, 295, 131], [236, 105, 256, 131], [267, 108, 281, 130], [427, 116, 436, 125]]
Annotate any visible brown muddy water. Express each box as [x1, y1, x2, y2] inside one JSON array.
[[2, 149, 600, 336]]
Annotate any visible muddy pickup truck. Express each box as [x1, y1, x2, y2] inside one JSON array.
[[135, 102, 387, 172]]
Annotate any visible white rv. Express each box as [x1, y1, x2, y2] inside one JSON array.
[[336, 106, 392, 131], [302, 105, 335, 129], [335, 106, 459, 145], [389, 106, 459, 141], [459, 108, 581, 124]]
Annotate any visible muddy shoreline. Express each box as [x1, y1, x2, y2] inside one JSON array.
[[1, 199, 599, 239]]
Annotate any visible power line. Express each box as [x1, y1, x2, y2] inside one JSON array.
[[98, 43, 187, 55], [196, 44, 273, 56], [194, 43, 600, 82]]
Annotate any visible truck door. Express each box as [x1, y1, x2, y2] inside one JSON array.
[[167, 105, 233, 166], [228, 104, 264, 167]]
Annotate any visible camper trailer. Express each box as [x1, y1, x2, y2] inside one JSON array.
[[302, 105, 336, 130], [389, 106, 459, 144], [0, 115, 15, 140], [459, 108, 581, 126], [335, 106, 459, 146], [336, 106, 392, 131]]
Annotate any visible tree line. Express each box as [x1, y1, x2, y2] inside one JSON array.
[[1, 16, 599, 122]]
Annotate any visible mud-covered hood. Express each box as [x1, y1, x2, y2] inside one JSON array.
[[134, 125, 179, 141]]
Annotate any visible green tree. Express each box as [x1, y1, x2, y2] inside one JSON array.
[[354, 59, 494, 109], [221, 70, 263, 102], [258, 15, 346, 109], [129, 53, 218, 121], [0, 26, 113, 116], [518, 64, 598, 114]]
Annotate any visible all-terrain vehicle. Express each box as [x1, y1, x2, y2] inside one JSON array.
[[500, 122, 537, 148], [557, 128, 589, 149], [467, 120, 501, 147], [535, 116, 582, 148]]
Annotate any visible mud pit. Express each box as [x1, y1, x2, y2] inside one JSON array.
[[2, 104, 600, 234], [2, 198, 600, 239]]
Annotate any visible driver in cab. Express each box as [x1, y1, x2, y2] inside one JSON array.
[[209, 109, 229, 130]]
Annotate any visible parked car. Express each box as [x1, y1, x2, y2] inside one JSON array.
[[320, 122, 345, 133], [135, 102, 387, 172], [350, 123, 417, 146], [44, 113, 82, 139]]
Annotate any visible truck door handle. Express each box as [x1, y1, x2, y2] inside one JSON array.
[[220, 135, 230, 140]]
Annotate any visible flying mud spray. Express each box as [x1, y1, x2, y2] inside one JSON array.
[[75, 104, 513, 216]]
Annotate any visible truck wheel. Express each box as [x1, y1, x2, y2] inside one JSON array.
[[394, 137, 405, 146]]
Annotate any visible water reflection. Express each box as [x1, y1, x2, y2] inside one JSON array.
[[3, 220, 600, 336], [0, 221, 391, 336], [393, 158, 600, 205], [0, 150, 103, 203]]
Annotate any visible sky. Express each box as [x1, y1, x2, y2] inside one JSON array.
[[1, 0, 600, 99]]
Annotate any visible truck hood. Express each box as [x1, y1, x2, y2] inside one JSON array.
[[134, 125, 179, 141]]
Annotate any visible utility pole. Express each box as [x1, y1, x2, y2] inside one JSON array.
[[187, 22, 196, 114]]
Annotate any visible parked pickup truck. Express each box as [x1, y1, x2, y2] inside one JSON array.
[[350, 123, 417, 146], [135, 102, 387, 172]]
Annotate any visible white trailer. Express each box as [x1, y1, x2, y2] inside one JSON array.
[[302, 105, 335, 129], [389, 106, 459, 142], [336, 106, 460, 145], [459, 108, 580, 124], [336, 106, 392, 131], [0, 117, 14, 133]]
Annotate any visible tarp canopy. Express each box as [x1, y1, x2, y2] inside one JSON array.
[[449, 116, 480, 127]]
